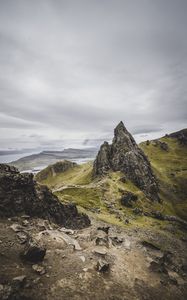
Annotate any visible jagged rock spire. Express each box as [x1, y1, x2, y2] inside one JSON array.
[[93, 122, 159, 201]]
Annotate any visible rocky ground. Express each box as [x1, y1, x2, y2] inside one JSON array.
[[0, 214, 187, 300]]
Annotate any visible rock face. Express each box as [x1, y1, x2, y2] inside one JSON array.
[[0, 164, 90, 228], [168, 128, 187, 145], [93, 122, 159, 201]]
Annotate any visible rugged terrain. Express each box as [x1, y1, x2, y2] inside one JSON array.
[[0, 123, 187, 299], [36, 124, 187, 222], [1, 213, 187, 300]]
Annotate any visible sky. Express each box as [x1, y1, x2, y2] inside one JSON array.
[[0, 0, 187, 150]]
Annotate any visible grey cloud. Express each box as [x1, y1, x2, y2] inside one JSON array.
[[0, 0, 187, 149]]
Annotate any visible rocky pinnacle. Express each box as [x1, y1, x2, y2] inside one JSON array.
[[93, 121, 159, 201]]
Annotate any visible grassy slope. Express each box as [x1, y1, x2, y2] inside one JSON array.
[[140, 137, 187, 220], [36, 161, 93, 188], [36, 136, 187, 225]]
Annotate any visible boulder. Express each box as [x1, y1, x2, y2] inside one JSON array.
[[32, 264, 46, 275], [12, 275, 27, 288], [133, 207, 143, 215], [121, 191, 138, 207], [96, 259, 110, 273], [93, 122, 159, 201], [21, 240, 46, 263]]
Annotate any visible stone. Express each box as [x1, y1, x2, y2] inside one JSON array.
[[95, 236, 109, 247], [149, 251, 172, 274], [121, 191, 138, 207], [168, 271, 178, 285], [59, 227, 75, 235], [21, 215, 30, 219], [97, 226, 110, 234], [146, 140, 150, 146], [96, 259, 110, 273], [59, 232, 82, 250], [22, 220, 29, 226], [10, 223, 25, 232], [0, 163, 90, 229], [149, 261, 168, 274], [120, 176, 126, 183], [21, 240, 46, 263], [93, 122, 159, 201], [83, 268, 88, 272], [16, 232, 28, 244], [160, 141, 169, 151], [110, 236, 124, 246], [93, 248, 107, 256], [141, 240, 161, 251], [12, 275, 26, 287], [79, 256, 86, 262], [124, 219, 129, 224], [32, 264, 46, 275], [123, 239, 131, 250], [181, 264, 187, 274], [133, 207, 143, 215]]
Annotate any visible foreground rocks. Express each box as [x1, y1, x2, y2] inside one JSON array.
[[0, 164, 90, 229], [0, 216, 187, 300], [20, 239, 46, 263], [93, 121, 159, 201]]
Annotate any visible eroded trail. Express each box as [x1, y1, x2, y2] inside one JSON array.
[[0, 215, 187, 300]]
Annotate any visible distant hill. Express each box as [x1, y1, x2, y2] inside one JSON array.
[[9, 147, 98, 172]]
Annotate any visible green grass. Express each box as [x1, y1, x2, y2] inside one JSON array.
[[55, 187, 104, 210], [36, 162, 93, 188], [140, 137, 187, 219]]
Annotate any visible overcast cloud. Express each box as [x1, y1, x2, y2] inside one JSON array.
[[0, 0, 187, 150]]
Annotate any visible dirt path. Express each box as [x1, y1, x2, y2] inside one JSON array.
[[0, 216, 187, 300]]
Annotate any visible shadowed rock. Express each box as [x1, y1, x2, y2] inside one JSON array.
[[121, 191, 138, 207], [0, 164, 90, 229], [20, 240, 46, 263], [93, 122, 159, 201]]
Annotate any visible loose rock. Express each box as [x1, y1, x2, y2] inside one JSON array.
[[96, 259, 110, 273], [21, 240, 46, 263], [32, 264, 46, 275]]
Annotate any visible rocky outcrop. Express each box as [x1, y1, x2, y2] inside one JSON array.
[[0, 164, 90, 228], [93, 122, 159, 201], [153, 140, 169, 151], [120, 191, 138, 207], [36, 160, 77, 181], [168, 129, 187, 145]]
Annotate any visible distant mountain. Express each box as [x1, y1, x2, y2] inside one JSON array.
[[9, 147, 98, 172]]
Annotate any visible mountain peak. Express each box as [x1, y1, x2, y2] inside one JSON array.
[[93, 123, 159, 201], [114, 121, 127, 135]]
